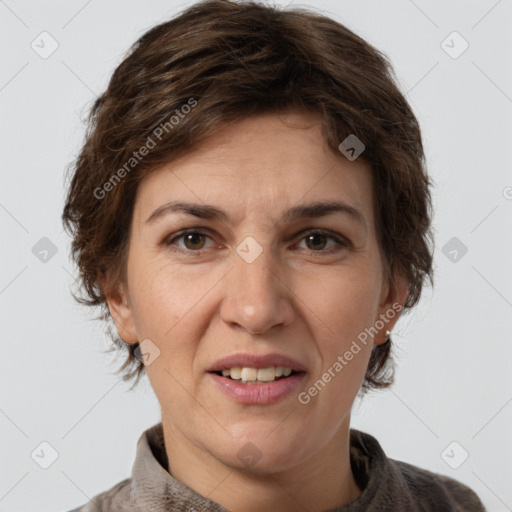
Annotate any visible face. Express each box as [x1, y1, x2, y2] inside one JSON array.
[[106, 111, 406, 475]]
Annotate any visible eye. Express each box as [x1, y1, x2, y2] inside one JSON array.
[[163, 228, 349, 256], [164, 229, 214, 252], [295, 230, 349, 254]]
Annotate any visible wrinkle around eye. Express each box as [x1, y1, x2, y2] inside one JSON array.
[[160, 227, 354, 258]]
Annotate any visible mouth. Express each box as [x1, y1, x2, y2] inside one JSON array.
[[207, 353, 307, 404], [211, 366, 303, 384]]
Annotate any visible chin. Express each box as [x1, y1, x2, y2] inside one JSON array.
[[224, 447, 303, 476], [215, 428, 308, 474]]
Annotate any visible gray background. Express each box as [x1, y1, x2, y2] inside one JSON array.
[[1, 0, 511, 510]]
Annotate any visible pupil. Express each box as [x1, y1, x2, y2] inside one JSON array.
[[185, 233, 204, 250], [307, 234, 325, 250]]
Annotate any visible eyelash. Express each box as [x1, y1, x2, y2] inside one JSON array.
[[163, 228, 349, 257]]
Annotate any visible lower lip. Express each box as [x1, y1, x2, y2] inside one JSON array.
[[208, 372, 306, 405]]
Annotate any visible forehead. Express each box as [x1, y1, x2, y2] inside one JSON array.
[[133, 112, 374, 230]]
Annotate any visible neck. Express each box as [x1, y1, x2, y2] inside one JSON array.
[[161, 415, 362, 512]]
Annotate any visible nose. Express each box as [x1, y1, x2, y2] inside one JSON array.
[[220, 245, 295, 335]]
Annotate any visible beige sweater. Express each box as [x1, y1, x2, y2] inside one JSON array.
[[68, 422, 485, 511]]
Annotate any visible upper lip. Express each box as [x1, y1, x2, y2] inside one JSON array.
[[207, 352, 307, 373]]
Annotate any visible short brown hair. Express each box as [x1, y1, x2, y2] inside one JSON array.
[[62, 0, 434, 393]]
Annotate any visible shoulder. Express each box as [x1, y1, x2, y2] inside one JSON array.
[[390, 458, 486, 511], [66, 477, 134, 512], [348, 429, 486, 511]]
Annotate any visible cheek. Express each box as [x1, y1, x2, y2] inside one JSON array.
[[127, 253, 201, 337], [126, 255, 212, 387], [297, 264, 380, 403], [301, 265, 381, 341]]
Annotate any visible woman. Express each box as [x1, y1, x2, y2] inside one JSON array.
[[62, 0, 485, 510]]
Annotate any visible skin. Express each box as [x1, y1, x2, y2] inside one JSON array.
[[104, 111, 408, 512]]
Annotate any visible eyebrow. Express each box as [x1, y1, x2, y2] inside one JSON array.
[[145, 200, 367, 231]]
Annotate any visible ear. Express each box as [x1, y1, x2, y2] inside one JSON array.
[[373, 272, 409, 347], [98, 272, 138, 344]]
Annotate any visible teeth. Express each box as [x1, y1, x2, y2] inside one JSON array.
[[219, 366, 295, 383], [240, 367, 258, 381], [257, 367, 275, 381], [230, 367, 242, 379]]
